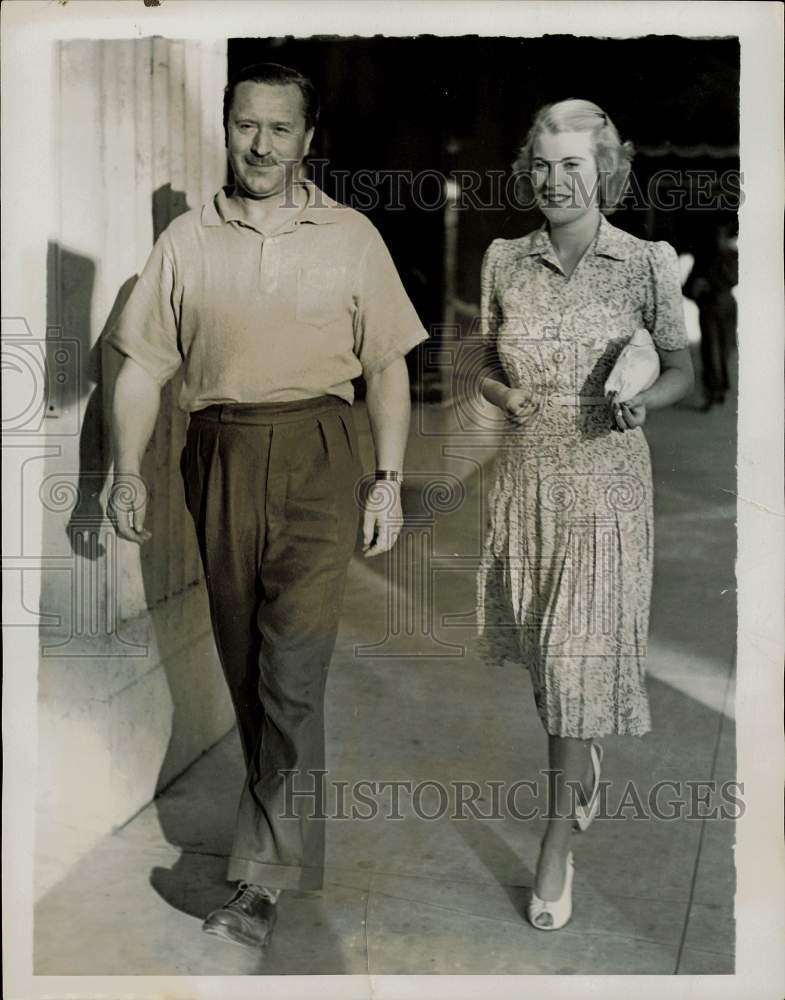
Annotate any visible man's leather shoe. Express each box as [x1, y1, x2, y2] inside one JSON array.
[[202, 882, 278, 948]]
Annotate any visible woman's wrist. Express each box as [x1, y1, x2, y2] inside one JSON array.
[[637, 369, 691, 411], [481, 377, 510, 408]]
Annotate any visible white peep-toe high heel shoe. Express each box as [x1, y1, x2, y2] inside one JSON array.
[[574, 742, 604, 833], [527, 851, 575, 931]]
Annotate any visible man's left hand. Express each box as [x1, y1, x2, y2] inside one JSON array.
[[362, 481, 404, 557]]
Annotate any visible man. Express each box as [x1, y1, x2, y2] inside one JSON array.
[[107, 62, 427, 949], [683, 218, 738, 411]]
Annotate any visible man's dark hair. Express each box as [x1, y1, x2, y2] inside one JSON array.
[[223, 62, 320, 140]]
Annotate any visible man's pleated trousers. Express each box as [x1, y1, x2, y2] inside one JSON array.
[[180, 395, 362, 890]]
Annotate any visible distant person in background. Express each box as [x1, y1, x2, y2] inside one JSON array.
[[683, 219, 738, 411]]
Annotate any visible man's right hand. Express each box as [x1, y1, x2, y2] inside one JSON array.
[[108, 471, 152, 544]]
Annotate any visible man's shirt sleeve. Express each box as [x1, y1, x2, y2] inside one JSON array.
[[353, 227, 429, 376], [105, 234, 183, 385]]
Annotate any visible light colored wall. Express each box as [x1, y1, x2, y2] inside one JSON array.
[[35, 38, 233, 900]]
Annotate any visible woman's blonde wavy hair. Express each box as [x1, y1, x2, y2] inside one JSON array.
[[512, 99, 634, 214]]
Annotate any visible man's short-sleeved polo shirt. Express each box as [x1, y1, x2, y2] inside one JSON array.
[[106, 182, 429, 411]]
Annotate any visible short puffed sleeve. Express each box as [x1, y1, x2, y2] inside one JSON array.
[[642, 241, 689, 351]]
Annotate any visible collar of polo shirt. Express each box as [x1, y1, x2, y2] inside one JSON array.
[[200, 180, 345, 229]]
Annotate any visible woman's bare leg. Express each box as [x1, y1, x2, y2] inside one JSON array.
[[534, 735, 594, 900]]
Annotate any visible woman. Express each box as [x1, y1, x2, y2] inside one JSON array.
[[476, 99, 694, 930]]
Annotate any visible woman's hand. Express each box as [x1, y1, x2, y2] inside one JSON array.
[[501, 387, 534, 426], [609, 392, 647, 431]]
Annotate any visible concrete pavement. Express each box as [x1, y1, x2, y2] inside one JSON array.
[[34, 359, 737, 977]]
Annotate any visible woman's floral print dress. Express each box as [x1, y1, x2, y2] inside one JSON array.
[[476, 216, 688, 738]]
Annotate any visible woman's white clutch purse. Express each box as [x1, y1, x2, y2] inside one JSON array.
[[604, 328, 660, 403]]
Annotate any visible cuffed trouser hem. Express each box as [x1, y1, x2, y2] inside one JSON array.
[[226, 857, 324, 892]]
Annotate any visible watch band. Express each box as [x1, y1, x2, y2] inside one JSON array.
[[374, 470, 404, 483]]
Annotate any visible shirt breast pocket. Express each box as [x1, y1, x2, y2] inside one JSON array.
[[296, 265, 347, 328]]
